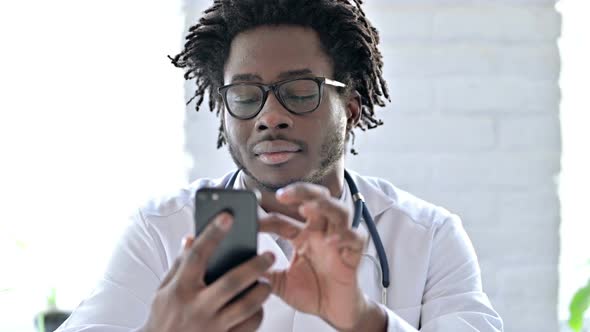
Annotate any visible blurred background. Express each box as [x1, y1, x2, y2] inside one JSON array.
[[0, 0, 587, 331]]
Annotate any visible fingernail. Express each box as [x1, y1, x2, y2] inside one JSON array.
[[276, 187, 292, 199], [215, 214, 232, 231], [180, 236, 193, 253], [181, 236, 193, 248]]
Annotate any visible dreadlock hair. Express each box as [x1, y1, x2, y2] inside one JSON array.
[[170, 0, 390, 154]]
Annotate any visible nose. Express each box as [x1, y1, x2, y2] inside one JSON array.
[[255, 92, 293, 132]]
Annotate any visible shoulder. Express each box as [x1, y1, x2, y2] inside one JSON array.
[[138, 172, 233, 218], [354, 173, 455, 230]]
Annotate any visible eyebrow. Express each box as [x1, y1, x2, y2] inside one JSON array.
[[277, 69, 313, 80], [230, 73, 263, 82], [230, 68, 314, 83]]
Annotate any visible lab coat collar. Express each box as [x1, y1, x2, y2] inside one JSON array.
[[345, 169, 396, 219]]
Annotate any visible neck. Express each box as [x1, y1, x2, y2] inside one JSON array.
[[243, 162, 345, 221]]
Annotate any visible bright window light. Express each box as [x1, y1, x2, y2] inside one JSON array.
[[557, 0, 590, 324], [0, 1, 185, 330]]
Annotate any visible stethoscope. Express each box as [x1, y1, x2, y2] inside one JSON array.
[[225, 169, 390, 305]]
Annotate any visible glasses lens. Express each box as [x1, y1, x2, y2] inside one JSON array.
[[225, 85, 263, 119], [279, 79, 320, 113]]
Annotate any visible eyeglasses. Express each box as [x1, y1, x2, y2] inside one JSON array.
[[218, 77, 346, 120]]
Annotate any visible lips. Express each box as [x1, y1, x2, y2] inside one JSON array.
[[253, 140, 302, 165]]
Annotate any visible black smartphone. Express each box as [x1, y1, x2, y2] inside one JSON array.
[[194, 188, 259, 285]]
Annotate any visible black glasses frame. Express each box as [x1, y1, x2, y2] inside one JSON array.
[[218, 77, 346, 120]]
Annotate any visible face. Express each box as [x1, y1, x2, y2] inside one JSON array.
[[222, 25, 358, 191]]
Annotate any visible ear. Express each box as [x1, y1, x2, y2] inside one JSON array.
[[345, 91, 362, 130]]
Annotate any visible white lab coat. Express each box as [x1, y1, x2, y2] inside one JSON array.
[[57, 170, 503, 331]]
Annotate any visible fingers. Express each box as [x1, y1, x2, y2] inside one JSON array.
[[176, 213, 233, 286], [229, 309, 264, 332], [200, 252, 275, 312], [219, 282, 271, 330], [299, 204, 329, 232], [298, 198, 350, 234], [328, 231, 365, 269], [275, 182, 330, 205], [337, 230, 366, 252], [159, 257, 182, 289], [276, 183, 350, 234], [262, 269, 287, 298], [258, 213, 303, 239]]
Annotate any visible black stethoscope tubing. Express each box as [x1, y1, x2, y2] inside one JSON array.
[[225, 169, 390, 289]]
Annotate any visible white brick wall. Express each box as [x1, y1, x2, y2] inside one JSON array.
[[183, 1, 561, 331]]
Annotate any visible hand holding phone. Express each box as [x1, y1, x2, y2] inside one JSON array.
[[142, 207, 275, 332]]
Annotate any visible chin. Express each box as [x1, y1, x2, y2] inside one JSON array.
[[248, 162, 311, 190]]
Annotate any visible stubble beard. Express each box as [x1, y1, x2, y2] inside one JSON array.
[[226, 121, 346, 192]]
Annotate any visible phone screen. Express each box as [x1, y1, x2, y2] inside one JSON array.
[[194, 188, 259, 285]]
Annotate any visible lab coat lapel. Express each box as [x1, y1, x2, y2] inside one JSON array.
[[354, 216, 383, 305], [257, 233, 296, 331]]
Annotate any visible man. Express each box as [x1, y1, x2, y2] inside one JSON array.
[[58, 0, 503, 331]]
